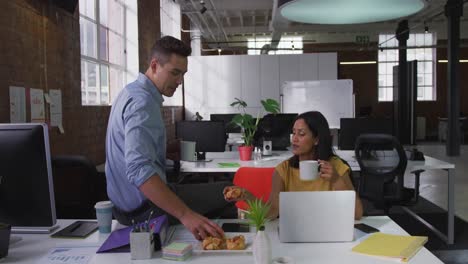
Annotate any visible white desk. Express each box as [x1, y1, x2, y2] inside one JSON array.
[[181, 150, 455, 244], [180, 150, 454, 174], [180, 151, 292, 173], [7, 217, 442, 264]]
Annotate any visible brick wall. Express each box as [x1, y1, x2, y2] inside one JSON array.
[[0, 0, 183, 165]]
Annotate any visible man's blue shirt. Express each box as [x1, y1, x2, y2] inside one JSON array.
[[105, 73, 166, 212]]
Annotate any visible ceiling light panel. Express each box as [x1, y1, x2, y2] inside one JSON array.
[[279, 0, 426, 25]]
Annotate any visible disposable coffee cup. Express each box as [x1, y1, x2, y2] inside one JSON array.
[[95, 201, 113, 233], [181, 141, 197, 161], [299, 160, 320, 181]]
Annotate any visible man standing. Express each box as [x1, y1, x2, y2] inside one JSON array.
[[105, 36, 228, 240]]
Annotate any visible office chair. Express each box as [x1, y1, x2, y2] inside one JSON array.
[[232, 167, 275, 218], [354, 134, 420, 215], [52, 155, 108, 219]]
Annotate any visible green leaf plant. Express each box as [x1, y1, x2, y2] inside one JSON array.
[[246, 198, 271, 231], [230, 98, 280, 146]]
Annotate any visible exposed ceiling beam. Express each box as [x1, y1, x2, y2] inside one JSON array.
[[207, 0, 229, 42], [239, 11, 244, 27], [264, 10, 269, 27], [187, 0, 218, 41], [222, 26, 270, 34], [225, 11, 232, 26], [203, 0, 272, 10], [269, 0, 283, 50], [186, 12, 216, 41]]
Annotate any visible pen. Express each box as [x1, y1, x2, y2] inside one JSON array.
[[147, 210, 154, 223], [132, 219, 139, 233]]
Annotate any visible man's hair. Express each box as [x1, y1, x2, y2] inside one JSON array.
[[148, 36, 192, 65]]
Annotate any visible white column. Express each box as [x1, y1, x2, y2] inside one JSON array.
[[190, 27, 202, 56]]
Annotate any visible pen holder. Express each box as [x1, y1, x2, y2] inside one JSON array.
[[130, 231, 154, 260]]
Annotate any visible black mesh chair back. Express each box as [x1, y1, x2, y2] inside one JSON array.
[[354, 134, 413, 213], [52, 155, 107, 219]]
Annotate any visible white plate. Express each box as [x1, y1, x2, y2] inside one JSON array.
[[193, 232, 255, 253]]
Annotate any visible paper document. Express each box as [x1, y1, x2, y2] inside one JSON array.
[[218, 162, 241, 168], [30, 88, 45, 123], [49, 89, 63, 127], [9, 86, 26, 123], [37, 245, 98, 264], [352, 232, 428, 262]]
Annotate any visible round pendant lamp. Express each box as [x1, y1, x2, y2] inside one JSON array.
[[279, 0, 427, 25]]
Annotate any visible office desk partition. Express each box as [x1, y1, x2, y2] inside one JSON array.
[[181, 150, 455, 244], [8, 217, 442, 264]]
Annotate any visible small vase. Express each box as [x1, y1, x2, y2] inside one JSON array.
[[253, 226, 272, 264]]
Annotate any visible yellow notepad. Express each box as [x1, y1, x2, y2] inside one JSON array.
[[352, 232, 428, 262]]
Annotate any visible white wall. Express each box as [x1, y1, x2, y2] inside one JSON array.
[[184, 53, 337, 120]]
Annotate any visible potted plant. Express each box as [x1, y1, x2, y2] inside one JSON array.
[[245, 199, 271, 232], [230, 98, 280, 160], [246, 199, 272, 264]]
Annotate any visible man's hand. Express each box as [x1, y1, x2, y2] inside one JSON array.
[[179, 210, 224, 240]]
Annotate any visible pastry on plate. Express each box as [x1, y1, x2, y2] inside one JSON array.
[[202, 236, 226, 250], [226, 235, 246, 250]]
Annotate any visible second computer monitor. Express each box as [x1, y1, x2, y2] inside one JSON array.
[[256, 113, 298, 150], [339, 118, 393, 150], [176, 121, 227, 155], [210, 114, 241, 133]]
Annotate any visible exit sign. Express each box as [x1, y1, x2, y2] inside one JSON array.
[[356, 35, 370, 44]]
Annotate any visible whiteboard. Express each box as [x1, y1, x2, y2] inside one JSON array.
[[282, 80, 354, 129]]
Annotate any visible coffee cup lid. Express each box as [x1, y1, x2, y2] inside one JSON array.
[[95, 201, 113, 209]]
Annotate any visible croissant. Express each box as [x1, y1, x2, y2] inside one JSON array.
[[226, 235, 246, 250], [202, 236, 226, 250], [225, 187, 243, 199]]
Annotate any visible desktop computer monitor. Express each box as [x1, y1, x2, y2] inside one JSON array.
[[210, 114, 241, 133], [339, 118, 393, 150], [176, 121, 227, 160], [256, 113, 298, 150], [0, 123, 58, 234]]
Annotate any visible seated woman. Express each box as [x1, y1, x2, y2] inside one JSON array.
[[224, 111, 363, 219]]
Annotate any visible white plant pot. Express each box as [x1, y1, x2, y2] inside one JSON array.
[[253, 227, 272, 264]]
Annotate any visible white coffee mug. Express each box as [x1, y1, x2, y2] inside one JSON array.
[[299, 160, 320, 181]]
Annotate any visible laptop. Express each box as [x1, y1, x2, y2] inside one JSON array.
[[279, 191, 355, 242]]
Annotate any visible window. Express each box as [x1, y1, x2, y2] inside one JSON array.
[[160, 0, 181, 39], [378, 33, 436, 102], [79, 0, 139, 105], [247, 36, 303, 55], [160, 0, 182, 106]]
